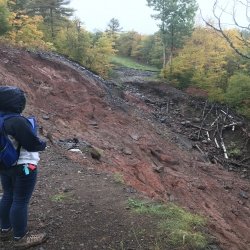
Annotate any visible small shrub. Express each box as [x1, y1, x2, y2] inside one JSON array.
[[228, 142, 242, 158], [225, 73, 250, 118]]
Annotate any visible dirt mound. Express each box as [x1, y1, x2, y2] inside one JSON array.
[[0, 45, 249, 250]]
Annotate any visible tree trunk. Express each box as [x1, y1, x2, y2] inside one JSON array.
[[162, 41, 167, 68], [50, 8, 54, 39], [169, 24, 174, 74]]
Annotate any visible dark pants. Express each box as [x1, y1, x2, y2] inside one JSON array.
[[0, 165, 37, 238]]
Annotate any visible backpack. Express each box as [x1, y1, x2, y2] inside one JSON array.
[[0, 113, 21, 169], [0, 114, 36, 169]]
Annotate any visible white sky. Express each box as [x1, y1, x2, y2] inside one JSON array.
[[69, 0, 248, 34]]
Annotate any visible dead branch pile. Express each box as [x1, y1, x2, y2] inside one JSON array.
[[123, 82, 249, 178], [181, 101, 249, 178]]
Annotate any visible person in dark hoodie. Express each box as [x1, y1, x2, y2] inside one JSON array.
[[0, 86, 47, 248]]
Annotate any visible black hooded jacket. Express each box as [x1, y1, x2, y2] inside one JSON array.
[[0, 86, 26, 113], [0, 86, 46, 152]]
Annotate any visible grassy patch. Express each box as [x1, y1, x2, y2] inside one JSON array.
[[128, 198, 208, 249], [111, 56, 160, 72], [113, 172, 125, 184], [228, 142, 242, 158], [51, 193, 72, 202]]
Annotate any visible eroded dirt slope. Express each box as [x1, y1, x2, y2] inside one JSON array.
[[0, 46, 249, 250]]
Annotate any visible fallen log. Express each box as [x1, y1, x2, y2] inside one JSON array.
[[198, 103, 214, 139], [220, 138, 229, 159], [223, 122, 243, 130], [239, 157, 250, 163], [214, 138, 220, 148], [195, 144, 205, 155], [181, 121, 211, 131], [220, 109, 233, 119]]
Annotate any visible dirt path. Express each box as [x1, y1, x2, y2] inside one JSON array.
[[1, 146, 162, 250]]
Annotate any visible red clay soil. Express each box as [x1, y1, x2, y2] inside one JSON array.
[[0, 45, 249, 250]]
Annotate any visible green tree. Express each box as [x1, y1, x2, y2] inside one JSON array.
[[137, 35, 155, 64], [225, 73, 250, 117], [130, 33, 143, 59], [91, 30, 104, 44], [105, 17, 122, 49], [0, 0, 9, 35], [130, 34, 148, 63], [145, 32, 163, 67], [7, 0, 29, 12], [116, 31, 141, 57], [86, 34, 115, 77], [147, 0, 197, 71], [25, 0, 74, 39], [106, 18, 122, 35], [55, 18, 91, 63]]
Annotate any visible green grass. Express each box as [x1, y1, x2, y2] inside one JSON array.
[[111, 56, 160, 72], [51, 193, 73, 202], [113, 172, 125, 184], [128, 198, 208, 249]]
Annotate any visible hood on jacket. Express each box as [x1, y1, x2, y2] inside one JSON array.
[[0, 86, 26, 113]]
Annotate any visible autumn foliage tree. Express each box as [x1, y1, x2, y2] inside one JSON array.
[[55, 19, 91, 63], [165, 26, 250, 116], [167, 27, 235, 94], [85, 33, 116, 77], [203, 0, 250, 59], [2, 12, 52, 49], [0, 0, 117, 76], [2, 0, 52, 48]]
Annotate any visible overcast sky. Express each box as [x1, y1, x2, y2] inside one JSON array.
[[69, 0, 246, 34]]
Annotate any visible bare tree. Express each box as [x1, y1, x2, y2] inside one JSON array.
[[202, 0, 250, 59]]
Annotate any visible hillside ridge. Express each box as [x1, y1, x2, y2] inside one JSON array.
[[0, 45, 249, 250]]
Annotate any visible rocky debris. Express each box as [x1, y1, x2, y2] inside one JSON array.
[[57, 138, 102, 160], [36, 50, 110, 94], [120, 81, 250, 179], [239, 190, 249, 199], [112, 66, 158, 84], [42, 114, 50, 120]]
